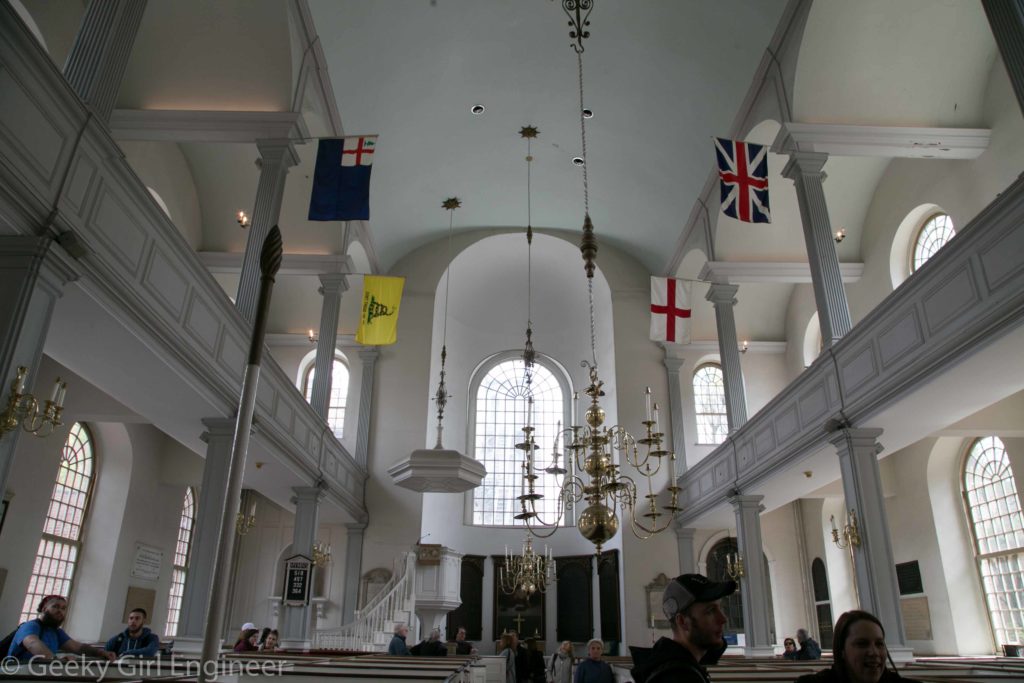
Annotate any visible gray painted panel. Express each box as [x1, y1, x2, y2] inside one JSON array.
[[144, 248, 189, 320], [184, 293, 220, 354], [979, 228, 1024, 291], [877, 309, 924, 369], [0, 66, 63, 182], [921, 265, 979, 336]]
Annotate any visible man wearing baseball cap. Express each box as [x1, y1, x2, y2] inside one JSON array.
[[631, 573, 737, 683]]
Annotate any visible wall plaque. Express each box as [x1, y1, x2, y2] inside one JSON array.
[[283, 555, 312, 606], [130, 543, 163, 582], [900, 596, 932, 640]]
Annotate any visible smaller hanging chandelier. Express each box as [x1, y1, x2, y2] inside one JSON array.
[[499, 535, 555, 596]]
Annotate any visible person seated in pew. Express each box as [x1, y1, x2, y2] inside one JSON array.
[[5, 595, 116, 662], [388, 623, 411, 655], [259, 629, 279, 652], [796, 610, 919, 683], [414, 628, 447, 656], [498, 632, 516, 683], [103, 607, 160, 658], [257, 627, 271, 649], [233, 623, 260, 652], [796, 628, 823, 660], [452, 626, 475, 656], [630, 573, 736, 683], [782, 637, 799, 660]]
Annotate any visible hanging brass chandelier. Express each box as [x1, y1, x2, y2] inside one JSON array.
[[499, 534, 555, 596], [511, 0, 681, 555]]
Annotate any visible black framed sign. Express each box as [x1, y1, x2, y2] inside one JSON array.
[[283, 554, 312, 606]]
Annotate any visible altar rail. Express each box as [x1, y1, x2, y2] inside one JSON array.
[[0, 4, 366, 519], [676, 170, 1024, 522]]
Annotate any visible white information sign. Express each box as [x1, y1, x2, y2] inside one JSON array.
[[131, 543, 163, 581]]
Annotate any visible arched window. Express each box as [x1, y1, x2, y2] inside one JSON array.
[[165, 487, 196, 637], [470, 357, 568, 526], [693, 364, 727, 445], [21, 423, 95, 621], [962, 436, 1024, 647], [302, 357, 349, 438], [811, 558, 834, 649], [911, 214, 955, 272]]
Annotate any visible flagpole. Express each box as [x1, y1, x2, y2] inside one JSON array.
[[198, 226, 283, 683]]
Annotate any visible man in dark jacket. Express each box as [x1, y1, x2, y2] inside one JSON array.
[[795, 628, 822, 660], [631, 573, 737, 683], [104, 608, 160, 658]]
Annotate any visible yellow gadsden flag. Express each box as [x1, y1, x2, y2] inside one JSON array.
[[356, 275, 405, 345]]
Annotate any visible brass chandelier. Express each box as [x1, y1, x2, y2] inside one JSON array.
[[499, 534, 555, 596], [510, 0, 681, 555]]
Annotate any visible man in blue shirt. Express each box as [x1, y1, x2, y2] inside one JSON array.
[[104, 608, 160, 658], [7, 595, 115, 662]]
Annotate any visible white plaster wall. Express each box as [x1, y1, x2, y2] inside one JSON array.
[[118, 141, 204, 250], [761, 502, 813, 648]]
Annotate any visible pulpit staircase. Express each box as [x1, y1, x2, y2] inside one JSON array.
[[313, 551, 417, 651]]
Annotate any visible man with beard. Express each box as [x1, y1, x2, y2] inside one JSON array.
[[104, 608, 160, 658], [630, 574, 736, 683], [6, 595, 116, 662]]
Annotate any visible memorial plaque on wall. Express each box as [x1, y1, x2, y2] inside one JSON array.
[[555, 555, 593, 642], [447, 555, 484, 641], [598, 549, 621, 643], [492, 556, 545, 639], [900, 596, 932, 640]]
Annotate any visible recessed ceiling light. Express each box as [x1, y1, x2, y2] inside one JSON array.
[[582, 108, 594, 119], [572, 156, 585, 167], [471, 104, 485, 115]]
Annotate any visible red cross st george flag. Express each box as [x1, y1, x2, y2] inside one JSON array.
[[650, 277, 692, 344], [715, 137, 771, 224]]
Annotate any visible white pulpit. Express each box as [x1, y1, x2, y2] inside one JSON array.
[[413, 544, 463, 637]]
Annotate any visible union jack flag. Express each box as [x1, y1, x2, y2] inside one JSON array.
[[715, 137, 771, 224]]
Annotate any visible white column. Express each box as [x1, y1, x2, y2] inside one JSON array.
[[235, 140, 300, 325], [673, 524, 697, 574], [175, 417, 235, 652], [781, 152, 852, 347], [340, 522, 366, 624], [354, 347, 379, 469], [661, 351, 688, 475], [279, 485, 324, 649], [706, 283, 747, 430], [62, 0, 147, 123], [309, 273, 349, 420], [983, 0, 1024, 116], [730, 495, 774, 657], [829, 428, 911, 661], [0, 237, 77, 505]]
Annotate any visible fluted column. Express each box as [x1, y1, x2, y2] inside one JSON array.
[[706, 283, 747, 430], [309, 273, 349, 421], [729, 495, 774, 657], [0, 237, 77, 498], [661, 351, 688, 476], [829, 428, 911, 660], [340, 522, 367, 624], [984, 0, 1024, 116], [175, 418, 235, 652], [673, 523, 697, 574], [235, 140, 300, 325], [62, 0, 147, 123], [781, 153, 852, 347], [355, 347, 379, 469], [279, 485, 324, 649]]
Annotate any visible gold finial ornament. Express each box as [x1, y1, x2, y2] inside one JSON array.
[[519, 126, 539, 139], [442, 197, 462, 210]]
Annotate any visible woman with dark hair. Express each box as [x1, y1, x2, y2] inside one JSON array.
[[233, 624, 260, 652], [782, 637, 798, 660], [796, 611, 918, 683]]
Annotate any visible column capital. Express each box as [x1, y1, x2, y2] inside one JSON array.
[[256, 138, 301, 168], [291, 485, 325, 505], [662, 354, 685, 373], [828, 427, 885, 453], [781, 151, 829, 179], [705, 282, 739, 306], [672, 523, 696, 541], [359, 346, 380, 363], [728, 493, 765, 510], [200, 417, 236, 441], [344, 521, 368, 533], [318, 272, 349, 295]]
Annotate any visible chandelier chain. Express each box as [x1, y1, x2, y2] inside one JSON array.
[[442, 207, 455, 348], [577, 51, 589, 215], [527, 136, 533, 330]]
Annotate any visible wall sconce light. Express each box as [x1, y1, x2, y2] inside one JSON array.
[[834, 228, 846, 243], [235, 500, 256, 536], [725, 550, 745, 582], [739, 340, 749, 354], [830, 508, 861, 549], [308, 329, 318, 344], [237, 210, 250, 228], [1, 366, 67, 438], [312, 541, 331, 568]]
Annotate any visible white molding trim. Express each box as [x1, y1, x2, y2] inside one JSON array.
[[699, 261, 864, 284], [773, 123, 991, 159], [266, 332, 358, 348], [683, 341, 788, 355], [199, 251, 356, 276], [109, 109, 308, 143]]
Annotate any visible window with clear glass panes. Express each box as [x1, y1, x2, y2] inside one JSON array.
[[694, 363, 728, 445], [303, 357, 349, 438], [912, 214, 955, 272], [165, 487, 195, 637], [471, 358, 567, 527], [962, 435, 1024, 647]]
